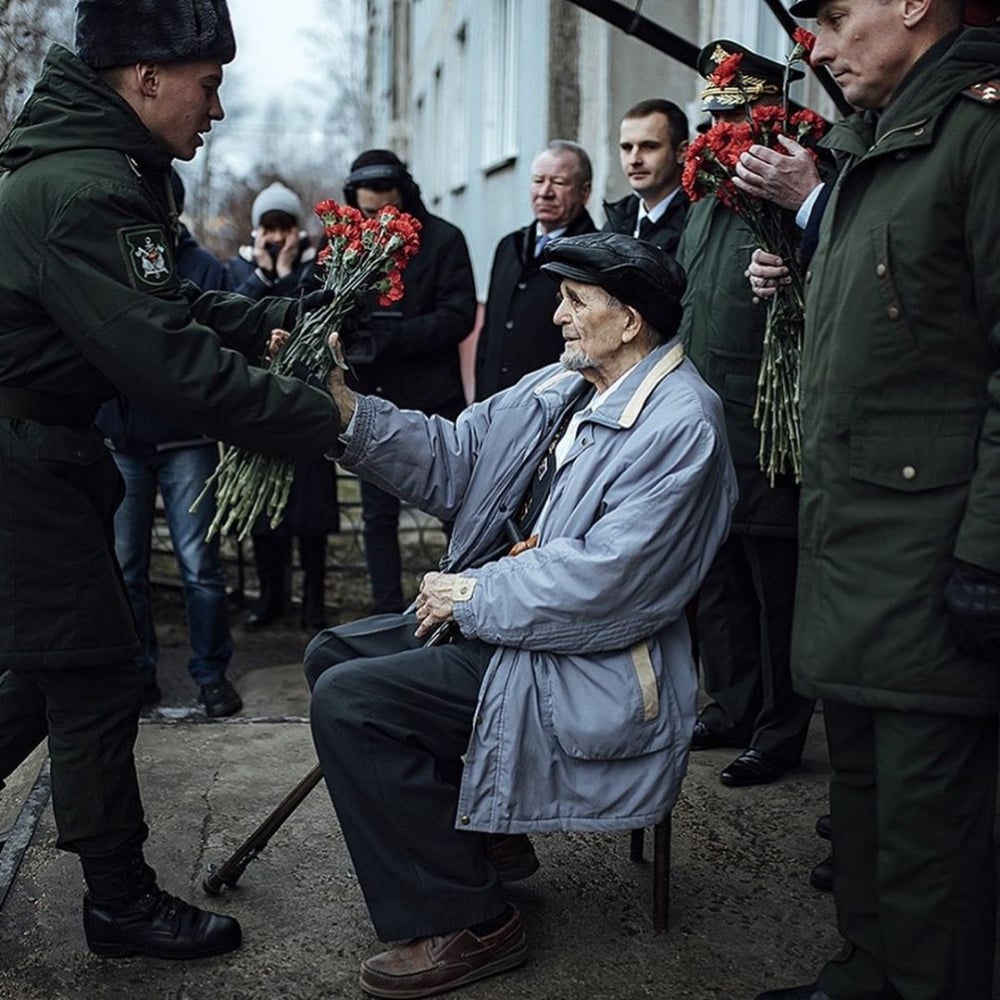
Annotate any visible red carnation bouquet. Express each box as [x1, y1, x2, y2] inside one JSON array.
[[682, 29, 824, 485], [193, 200, 421, 540]]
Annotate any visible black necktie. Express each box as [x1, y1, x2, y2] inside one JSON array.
[[637, 215, 654, 241]]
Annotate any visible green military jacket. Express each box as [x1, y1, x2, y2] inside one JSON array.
[[793, 28, 1000, 714], [0, 46, 340, 669], [677, 198, 799, 536]]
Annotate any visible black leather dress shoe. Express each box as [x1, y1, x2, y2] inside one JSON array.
[[810, 852, 834, 892], [690, 719, 749, 751], [815, 814, 832, 840], [755, 985, 832, 1000], [719, 748, 788, 787], [84, 887, 241, 959], [200, 680, 242, 718]]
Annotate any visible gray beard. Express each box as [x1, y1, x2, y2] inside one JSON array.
[[560, 348, 594, 371]]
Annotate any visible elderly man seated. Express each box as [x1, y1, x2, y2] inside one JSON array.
[[306, 232, 737, 999]]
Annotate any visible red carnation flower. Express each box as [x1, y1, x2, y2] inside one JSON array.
[[710, 52, 744, 88]]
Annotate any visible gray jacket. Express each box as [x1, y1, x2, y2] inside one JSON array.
[[340, 341, 736, 832]]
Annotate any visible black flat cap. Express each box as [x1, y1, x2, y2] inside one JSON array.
[[698, 38, 803, 111], [541, 232, 687, 339]]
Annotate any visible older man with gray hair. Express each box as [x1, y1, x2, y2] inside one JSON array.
[[306, 232, 737, 998]]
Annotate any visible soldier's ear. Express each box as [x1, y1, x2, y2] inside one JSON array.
[[136, 63, 160, 97]]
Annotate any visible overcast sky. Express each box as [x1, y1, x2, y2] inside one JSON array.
[[191, 0, 361, 181]]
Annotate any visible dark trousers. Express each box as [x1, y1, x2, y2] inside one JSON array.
[[359, 480, 404, 614], [304, 614, 505, 941], [0, 664, 145, 855], [695, 533, 814, 762], [818, 701, 998, 1000]]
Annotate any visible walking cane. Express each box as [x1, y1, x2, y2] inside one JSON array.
[[202, 617, 455, 896]]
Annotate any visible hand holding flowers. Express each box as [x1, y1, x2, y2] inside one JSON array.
[[681, 31, 824, 485], [191, 200, 421, 540]]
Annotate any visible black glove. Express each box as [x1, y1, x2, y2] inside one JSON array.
[[943, 559, 1000, 662], [299, 287, 336, 314]]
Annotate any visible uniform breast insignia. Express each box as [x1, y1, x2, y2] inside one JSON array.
[[962, 79, 1000, 104], [116, 225, 176, 290]]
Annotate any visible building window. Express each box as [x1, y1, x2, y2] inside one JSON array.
[[482, 0, 518, 168]]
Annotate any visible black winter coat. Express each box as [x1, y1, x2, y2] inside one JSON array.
[[602, 191, 688, 256], [475, 210, 596, 401], [347, 206, 475, 420]]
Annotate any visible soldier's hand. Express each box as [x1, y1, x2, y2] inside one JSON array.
[[944, 559, 1000, 661], [745, 248, 790, 302], [266, 328, 290, 362], [733, 135, 821, 211]]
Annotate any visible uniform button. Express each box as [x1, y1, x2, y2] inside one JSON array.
[[887, 306, 900, 320], [805, 270, 812, 283], [901, 465, 917, 481], [913, 127, 925, 136], [517, 282, 527, 290], [505, 320, 514, 330], [875, 263, 887, 277], [75, 449, 86, 459], [459, 815, 471, 826]]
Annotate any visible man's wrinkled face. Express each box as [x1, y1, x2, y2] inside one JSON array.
[[355, 187, 404, 219], [146, 60, 225, 160], [553, 278, 626, 380], [618, 113, 687, 207], [530, 150, 591, 232], [812, 0, 914, 109]]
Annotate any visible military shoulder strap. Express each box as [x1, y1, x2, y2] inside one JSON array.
[[962, 79, 1000, 104]]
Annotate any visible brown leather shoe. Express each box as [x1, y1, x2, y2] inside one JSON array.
[[359, 905, 527, 998], [484, 834, 539, 882]]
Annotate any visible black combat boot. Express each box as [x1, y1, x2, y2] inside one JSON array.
[[81, 839, 241, 959]]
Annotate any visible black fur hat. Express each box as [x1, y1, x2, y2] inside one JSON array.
[[75, 0, 236, 70]]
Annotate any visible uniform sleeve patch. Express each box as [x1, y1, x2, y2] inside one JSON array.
[[117, 225, 176, 290], [962, 79, 1000, 104]]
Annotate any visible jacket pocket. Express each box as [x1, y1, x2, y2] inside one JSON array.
[[14, 421, 111, 466], [849, 409, 979, 492], [544, 643, 671, 760]]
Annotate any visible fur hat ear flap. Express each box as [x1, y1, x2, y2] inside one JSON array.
[[75, 0, 236, 70]]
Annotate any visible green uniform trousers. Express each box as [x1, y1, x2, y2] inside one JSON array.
[[819, 701, 998, 1000], [0, 664, 145, 855]]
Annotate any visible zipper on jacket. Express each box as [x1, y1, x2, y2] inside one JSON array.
[[872, 118, 929, 150]]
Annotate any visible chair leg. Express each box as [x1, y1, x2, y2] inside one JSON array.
[[629, 827, 645, 863], [651, 814, 671, 932], [629, 814, 672, 931]]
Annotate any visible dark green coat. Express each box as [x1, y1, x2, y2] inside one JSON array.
[[677, 198, 799, 535], [0, 46, 340, 670], [793, 28, 1000, 715]]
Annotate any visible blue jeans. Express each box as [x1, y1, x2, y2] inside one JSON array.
[[113, 445, 233, 687]]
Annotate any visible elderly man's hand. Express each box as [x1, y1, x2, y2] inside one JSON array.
[[414, 571, 460, 639], [745, 248, 790, 302], [325, 333, 357, 426], [733, 135, 821, 211]]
